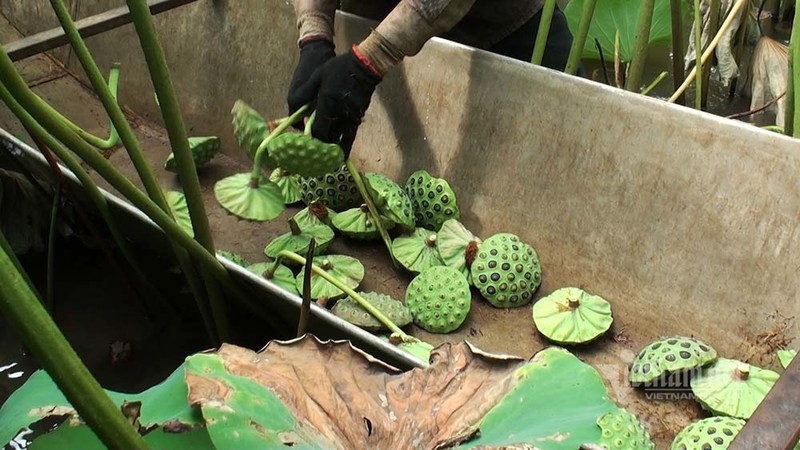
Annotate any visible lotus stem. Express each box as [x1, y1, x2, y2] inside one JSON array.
[[250, 106, 309, 180], [626, 0, 657, 91], [788, 0, 800, 136], [304, 111, 316, 135], [46, 184, 61, 313], [565, 0, 597, 75], [761, 125, 785, 132], [668, 0, 748, 103], [0, 233, 148, 450], [670, 0, 686, 103], [297, 239, 317, 337], [531, 0, 557, 65], [345, 160, 399, 268], [701, 0, 721, 107], [278, 250, 412, 341], [641, 71, 669, 95]]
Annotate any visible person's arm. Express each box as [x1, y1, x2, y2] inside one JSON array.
[[294, 0, 338, 44]]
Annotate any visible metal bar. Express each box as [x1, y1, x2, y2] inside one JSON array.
[[4, 0, 200, 62], [728, 355, 800, 450]]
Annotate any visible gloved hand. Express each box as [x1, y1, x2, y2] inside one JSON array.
[[287, 38, 336, 127], [287, 45, 383, 156]]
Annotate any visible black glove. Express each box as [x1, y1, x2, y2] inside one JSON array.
[[287, 46, 382, 156], [287, 38, 336, 125]]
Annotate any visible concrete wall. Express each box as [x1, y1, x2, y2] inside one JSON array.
[[3, 1, 799, 355]]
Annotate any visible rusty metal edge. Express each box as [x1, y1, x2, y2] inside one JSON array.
[[4, 0, 201, 62]]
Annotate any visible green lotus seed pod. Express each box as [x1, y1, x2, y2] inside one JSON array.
[[779, 349, 797, 369], [216, 250, 248, 267], [164, 136, 220, 173], [629, 337, 718, 385], [268, 133, 344, 177], [470, 233, 542, 308], [268, 168, 303, 204], [364, 172, 415, 230], [299, 164, 362, 212], [231, 100, 278, 168], [391, 228, 444, 274], [295, 255, 365, 301], [165, 190, 193, 237], [532, 287, 613, 345], [264, 220, 334, 261], [246, 263, 298, 295], [690, 358, 779, 419], [405, 266, 471, 334], [214, 173, 285, 221], [331, 292, 412, 332], [670, 417, 746, 450], [594, 408, 655, 450], [331, 204, 395, 240], [404, 169, 460, 231], [293, 201, 337, 231], [436, 219, 481, 284]]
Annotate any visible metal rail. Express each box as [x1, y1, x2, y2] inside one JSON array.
[[3, 0, 201, 62]]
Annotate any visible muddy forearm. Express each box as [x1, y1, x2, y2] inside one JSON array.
[[294, 0, 339, 44], [358, 0, 476, 75]]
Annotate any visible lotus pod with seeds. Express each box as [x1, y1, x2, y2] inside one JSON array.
[[264, 220, 334, 261], [216, 250, 248, 267], [532, 287, 613, 345], [231, 100, 277, 167], [593, 408, 655, 450], [779, 349, 797, 369], [299, 164, 362, 211], [437, 219, 481, 284], [405, 169, 460, 231], [331, 204, 395, 240], [246, 262, 298, 295], [332, 292, 412, 332], [364, 172, 415, 230], [405, 266, 471, 334], [295, 255, 365, 301], [690, 358, 779, 419], [214, 173, 285, 221], [268, 132, 344, 177], [470, 233, 542, 308], [293, 201, 336, 230], [629, 337, 718, 385], [670, 417, 746, 450], [392, 228, 444, 274], [164, 136, 220, 173], [269, 168, 303, 204]]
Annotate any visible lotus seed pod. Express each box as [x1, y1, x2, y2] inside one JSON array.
[[214, 173, 285, 221], [470, 233, 542, 308], [269, 168, 303, 204], [404, 170, 460, 231], [264, 221, 334, 261], [391, 228, 444, 274], [779, 349, 797, 369], [268, 133, 344, 177], [437, 219, 481, 284], [299, 164, 362, 212], [629, 337, 718, 385], [231, 100, 278, 167], [670, 417, 746, 450], [331, 292, 412, 332], [364, 172, 415, 230], [532, 287, 613, 345], [293, 201, 337, 230], [690, 358, 779, 419], [331, 204, 395, 240], [164, 136, 220, 173], [405, 266, 471, 334], [165, 190, 193, 237], [295, 255, 365, 301], [246, 263, 298, 295], [216, 250, 248, 267], [594, 408, 655, 450]]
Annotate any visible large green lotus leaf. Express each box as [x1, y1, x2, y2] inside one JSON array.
[[779, 349, 797, 369], [165, 190, 194, 237], [564, 0, 687, 61], [214, 173, 285, 221], [30, 424, 214, 450], [185, 336, 623, 450], [0, 364, 201, 446]]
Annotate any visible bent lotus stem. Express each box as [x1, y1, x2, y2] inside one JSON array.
[[531, 0, 557, 65], [0, 233, 148, 450], [626, 0, 657, 92], [565, 0, 598, 76], [278, 250, 412, 341], [250, 105, 310, 181]]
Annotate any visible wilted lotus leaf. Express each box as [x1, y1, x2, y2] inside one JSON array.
[[166, 190, 193, 237], [629, 336, 717, 384], [268, 168, 303, 204], [391, 228, 444, 274], [690, 358, 779, 419], [364, 172, 415, 230], [268, 133, 344, 177], [214, 173, 285, 222], [670, 416, 746, 450], [264, 221, 334, 261], [246, 262, 298, 295], [331, 204, 395, 240], [437, 219, 481, 284], [749, 36, 789, 127], [185, 336, 623, 450], [293, 201, 336, 230], [778, 349, 797, 369], [164, 136, 220, 173], [294, 255, 365, 301], [532, 287, 613, 345], [216, 250, 248, 267]]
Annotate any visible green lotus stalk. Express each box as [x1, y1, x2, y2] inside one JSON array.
[[626, 0, 657, 91], [531, 0, 557, 65], [345, 160, 399, 268], [641, 71, 668, 95], [250, 106, 310, 182], [565, 0, 597, 75], [0, 233, 148, 450], [693, 0, 703, 109], [297, 239, 317, 337], [670, 0, 685, 103], [789, 0, 800, 136], [46, 184, 61, 312], [278, 250, 413, 341]]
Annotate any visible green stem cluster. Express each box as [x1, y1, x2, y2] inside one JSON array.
[[626, 0, 656, 91]]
